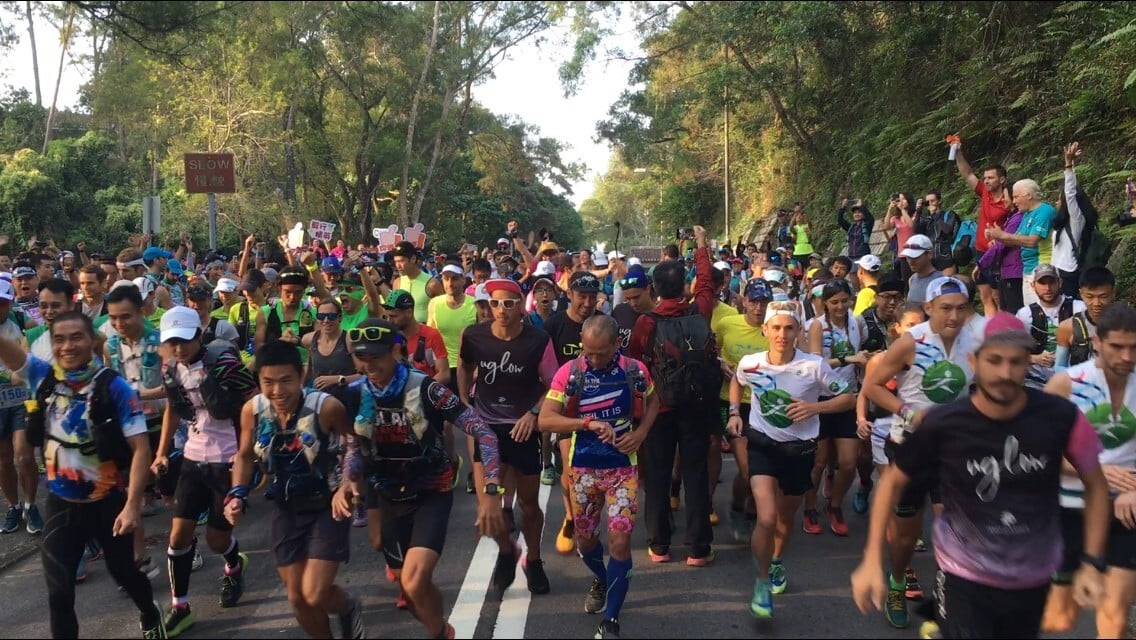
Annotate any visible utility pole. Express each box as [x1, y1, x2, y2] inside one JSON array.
[[723, 44, 731, 241]]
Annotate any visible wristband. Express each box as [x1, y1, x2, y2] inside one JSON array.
[[898, 403, 918, 425], [838, 355, 847, 366], [1082, 553, 1107, 573], [728, 404, 740, 414], [305, 263, 319, 273], [582, 416, 593, 430]]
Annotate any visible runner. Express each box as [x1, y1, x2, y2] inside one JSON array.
[[458, 278, 558, 595], [78, 264, 110, 321], [540, 315, 660, 639], [726, 300, 854, 619], [1015, 264, 1083, 389], [427, 264, 477, 382], [393, 241, 444, 323], [861, 276, 980, 629], [12, 261, 43, 325], [1042, 303, 1136, 638], [342, 318, 507, 639], [151, 307, 258, 636], [852, 312, 1109, 639], [26, 278, 77, 363], [384, 290, 449, 385], [609, 272, 653, 352], [1056, 266, 1116, 368], [0, 311, 167, 638], [228, 340, 365, 639], [0, 279, 39, 536], [184, 284, 239, 347]]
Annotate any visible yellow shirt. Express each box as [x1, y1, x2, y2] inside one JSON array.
[[853, 286, 876, 317], [710, 300, 739, 337], [428, 295, 477, 362], [716, 314, 769, 401]]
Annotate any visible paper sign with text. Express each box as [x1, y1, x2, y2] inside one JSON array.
[[309, 220, 336, 241]]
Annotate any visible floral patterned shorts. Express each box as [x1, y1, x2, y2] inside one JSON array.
[[567, 465, 638, 538]]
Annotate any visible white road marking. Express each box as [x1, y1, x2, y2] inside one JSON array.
[[493, 482, 553, 639], [450, 535, 499, 638]]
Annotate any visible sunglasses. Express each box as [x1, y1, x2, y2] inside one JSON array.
[[348, 326, 392, 342], [488, 299, 521, 309], [316, 312, 340, 322]]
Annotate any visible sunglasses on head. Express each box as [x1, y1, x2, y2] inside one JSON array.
[[348, 326, 393, 342], [316, 312, 340, 321], [488, 299, 521, 309]]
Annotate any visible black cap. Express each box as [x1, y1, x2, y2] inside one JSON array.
[[569, 271, 601, 293], [240, 269, 268, 292], [350, 318, 401, 357], [392, 241, 419, 258]]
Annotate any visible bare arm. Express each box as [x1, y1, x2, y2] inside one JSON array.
[[863, 334, 914, 418], [955, 142, 979, 190]]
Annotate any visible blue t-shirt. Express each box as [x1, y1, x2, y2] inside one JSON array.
[[1019, 202, 1056, 276]]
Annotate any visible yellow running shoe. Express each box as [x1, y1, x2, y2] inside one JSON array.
[[555, 518, 575, 554], [709, 509, 719, 526], [918, 620, 940, 639]]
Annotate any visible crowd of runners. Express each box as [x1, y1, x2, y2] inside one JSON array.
[[2, 137, 1136, 640]]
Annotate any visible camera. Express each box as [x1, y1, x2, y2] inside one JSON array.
[[889, 193, 899, 201], [677, 227, 694, 241]]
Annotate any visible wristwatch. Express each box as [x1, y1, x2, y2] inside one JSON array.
[[1083, 553, 1108, 573], [338, 375, 346, 386], [484, 483, 504, 496]]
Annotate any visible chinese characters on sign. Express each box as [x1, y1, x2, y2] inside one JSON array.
[[184, 153, 236, 194], [309, 220, 336, 242]]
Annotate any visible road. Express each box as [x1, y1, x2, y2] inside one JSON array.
[[0, 445, 1096, 638]]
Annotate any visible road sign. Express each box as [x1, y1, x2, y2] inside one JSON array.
[[142, 196, 160, 235], [185, 153, 236, 194]]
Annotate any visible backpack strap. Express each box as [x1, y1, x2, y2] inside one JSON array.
[[1028, 303, 1048, 354], [1072, 314, 1091, 349], [1059, 298, 1075, 323], [412, 335, 427, 363], [91, 367, 120, 433]]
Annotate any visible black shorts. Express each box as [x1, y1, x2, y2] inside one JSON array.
[[380, 491, 453, 570], [818, 405, 858, 440], [974, 254, 999, 287], [155, 452, 183, 498], [747, 435, 815, 496], [1057, 507, 1136, 577], [0, 405, 26, 440], [173, 460, 233, 531], [936, 570, 1049, 639], [884, 438, 941, 516], [474, 423, 541, 476], [270, 505, 350, 567]]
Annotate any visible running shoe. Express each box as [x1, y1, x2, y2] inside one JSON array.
[[584, 578, 607, 614], [25, 504, 43, 534], [750, 579, 773, 619], [595, 618, 621, 639], [709, 508, 719, 526], [338, 595, 366, 639], [219, 552, 248, 608], [728, 509, 749, 543], [885, 578, 909, 628], [770, 561, 788, 594], [141, 601, 168, 639], [647, 546, 671, 563], [852, 487, 870, 515], [491, 543, 521, 594], [396, 589, 409, 610], [540, 466, 555, 486], [827, 506, 849, 536], [555, 518, 575, 555], [914, 537, 927, 552], [191, 550, 204, 572], [1, 505, 21, 533], [801, 509, 823, 535], [686, 550, 715, 567], [918, 620, 941, 639], [352, 501, 367, 528], [522, 556, 551, 594], [905, 568, 923, 600], [386, 565, 397, 582], [162, 605, 195, 638]]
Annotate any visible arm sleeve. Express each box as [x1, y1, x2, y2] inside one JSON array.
[[423, 380, 501, 480], [1065, 410, 1103, 474], [110, 377, 148, 438], [1055, 344, 1071, 371], [692, 247, 716, 322], [217, 352, 259, 396]]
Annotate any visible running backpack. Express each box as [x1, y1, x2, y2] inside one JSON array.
[[953, 220, 978, 251], [561, 355, 645, 420], [26, 367, 131, 475], [1027, 299, 1075, 355], [1069, 312, 1095, 366], [163, 340, 245, 422], [645, 306, 719, 409], [1055, 188, 1109, 271]]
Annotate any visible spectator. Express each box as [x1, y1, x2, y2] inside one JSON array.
[[1051, 142, 1088, 299], [978, 206, 1025, 315], [837, 199, 874, 260], [986, 179, 1056, 308], [955, 139, 1012, 314], [922, 191, 961, 276]]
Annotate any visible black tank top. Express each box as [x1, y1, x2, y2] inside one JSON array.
[[307, 329, 355, 403]]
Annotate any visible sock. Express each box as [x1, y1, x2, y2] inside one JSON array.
[[889, 572, 905, 591], [604, 557, 633, 620], [771, 557, 782, 566], [23, 502, 32, 510], [578, 542, 607, 582], [167, 539, 196, 605], [222, 537, 242, 574]]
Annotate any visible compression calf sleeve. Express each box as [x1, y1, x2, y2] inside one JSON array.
[[168, 538, 197, 605], [579, 541, 607, 582], [605, 557, 633, 620]]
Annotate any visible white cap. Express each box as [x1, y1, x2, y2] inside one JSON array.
[[713, 260, 731, 272], [497, 237, 510, 245], [607, 250, 626, 261], [160, 305, 201, 343], [855, 254, 882, 272], [899, 234, 933, 259], [764, 268, 787, 284], [533, 260, 556, 277], [214, 277, 239, 293], [132, 276, 155, 299], [440, 264, 464, 277], [474, 282, 490, 303], [627, 257, 642, 267], [0, 280, 13, 301], [925, 276, 969, 301], [593, 252, 609, 266], [109, 279, 136, 292]]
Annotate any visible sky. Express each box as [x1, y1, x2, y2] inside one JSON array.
[[0, 9, 643, 208]]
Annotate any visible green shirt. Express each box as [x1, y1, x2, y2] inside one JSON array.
[[428, 295, 477, 362]]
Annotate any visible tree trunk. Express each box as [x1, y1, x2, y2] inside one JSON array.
[[399, 0, 441, 229], [284, 102, 298, 214], [26, 1, 41, 107], [42, 4, 76, 154]]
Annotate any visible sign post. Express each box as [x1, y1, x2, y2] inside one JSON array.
[[142, 196, 161, 236], [185, 153, 236, 250]]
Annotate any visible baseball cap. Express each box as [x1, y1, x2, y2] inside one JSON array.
[[440, 264, 464, 277], [855, 254, 882, 272], [383, 290, 415, 310], [132, 276, 155, 299], [142, 247, 173, 263], [167, 259, 185, 276], [160, 305, 201, 343], [497, 237, 510, 246], [320, 257, 344, 273], [607, 250, 626, 261], [899, 234, 933, 259], [981, 311, 1036, 350], [485, 278, 523, 298], [241, 270, 268, 292], [744, 279, 773, 301], [618, 272, 650, 290], [876, 276, 904, 295], [214, 277, 239, 293], [764, 268, 787, 285], [350, 318, 400, 357], [12, 266, 35, 279], [593, 253, 609, 267], [568, 271, 601, 293], [767, 253, 783, 267], [925, 276, 969, 301], [1032, 263, 1060, 281], [627, 257, 642, 267], [473, 282, 491, 303], [713, 260, 731, 272], [392, 241, 420, 258], [533, 260, 557, 277], [538, 241, 559, 256], [0, 280, 14, 302]]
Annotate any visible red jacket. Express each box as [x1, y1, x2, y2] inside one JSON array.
[[628, 246, 715, 411]]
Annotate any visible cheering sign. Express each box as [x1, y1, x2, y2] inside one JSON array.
[[309, 220, 336, 242], [373, 224, 428, 252]]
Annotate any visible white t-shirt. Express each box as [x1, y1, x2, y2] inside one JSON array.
[[734, 350, 851, 442], [1060, 360, 1136, 508], [1015, 297, 1086, 388]]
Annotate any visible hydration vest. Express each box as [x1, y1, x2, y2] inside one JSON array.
[[252, 390, 336, 511], [107, 330, 163, 390]]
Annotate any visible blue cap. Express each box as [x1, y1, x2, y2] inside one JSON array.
[[320, 256, 343, 273], [618, 272, 650, 290], [143, 247, 174, 263], [767, 253, 783, 266], [744, 279, 772, 300], [167, 259, 185, 275]]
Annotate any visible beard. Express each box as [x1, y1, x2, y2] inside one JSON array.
[[976, 377, 1022, 406]]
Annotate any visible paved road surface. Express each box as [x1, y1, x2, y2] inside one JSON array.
[[0, 444, 1096, 638]]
